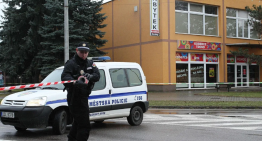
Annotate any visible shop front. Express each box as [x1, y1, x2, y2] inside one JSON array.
[[227, 55, 260, 87], [176, 40, 221, 89]]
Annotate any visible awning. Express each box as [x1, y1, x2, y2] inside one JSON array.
[[226, 43, 262, 48]]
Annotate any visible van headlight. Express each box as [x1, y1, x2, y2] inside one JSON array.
[[1, 98, 6, 105], [26, 97, 47, 106]]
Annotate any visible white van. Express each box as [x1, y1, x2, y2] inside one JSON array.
[[0, 61, 149, 134]]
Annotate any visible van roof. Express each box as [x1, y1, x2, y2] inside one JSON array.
[[56, 62, 140, 70]]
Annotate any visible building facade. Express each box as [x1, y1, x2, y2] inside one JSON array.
[[100, 0, 262, 91]]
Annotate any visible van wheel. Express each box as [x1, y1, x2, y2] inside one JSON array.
[[52, 109, 67, 135], [14, 126, 27, 131], [127, 106, 143, 126], [94, 120, 104, 124]]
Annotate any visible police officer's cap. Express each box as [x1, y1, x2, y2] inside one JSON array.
[[77, 43, 90, 52]]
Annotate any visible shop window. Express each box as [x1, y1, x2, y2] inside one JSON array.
[[226, 8, 260, 39], [176, 64, 188, 88], [190, 64, 204, 88], [175, 1, 218, 36], [249, 65, 259, 86], [206, 64, 218, 88], [227, 65, 235, 83]]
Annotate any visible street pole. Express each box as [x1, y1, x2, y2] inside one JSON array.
[[64, 0, 69, 63]]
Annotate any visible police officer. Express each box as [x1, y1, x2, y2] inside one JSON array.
[[61, 43, 100, 141]]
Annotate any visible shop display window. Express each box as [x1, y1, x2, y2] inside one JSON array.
[[191, 64, 204, 88], [176, 52, 219, 89], [227, 65, 235, 83], [176, 64, 188, 88], [249, 65, 259, 86], [206, 64, 218, 88]]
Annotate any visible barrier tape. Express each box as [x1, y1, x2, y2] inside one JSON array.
[[0, 81, 261, 91], [0, 80, 76, 91]]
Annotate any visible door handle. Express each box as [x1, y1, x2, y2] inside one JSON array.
[[109, 89, 112, 94]]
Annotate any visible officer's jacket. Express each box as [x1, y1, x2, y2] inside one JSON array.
[[61, 54, 100, 96]]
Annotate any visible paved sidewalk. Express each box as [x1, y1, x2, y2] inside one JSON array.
[[148, 87, 262, 101]]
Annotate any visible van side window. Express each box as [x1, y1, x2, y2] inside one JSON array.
[[93, 69, 106, 91], [109, 68, 129, 88], [126, 68, 142, 86]]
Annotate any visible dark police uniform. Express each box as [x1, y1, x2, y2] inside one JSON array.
[[61, 53, 100, 141]]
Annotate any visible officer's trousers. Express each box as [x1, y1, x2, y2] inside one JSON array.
[[68, 97, 90, 141]]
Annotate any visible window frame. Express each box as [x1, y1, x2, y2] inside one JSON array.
[[109, 68, 143, 89], [92, 69, 107, 91], [175, 1, 219, 36], [226, 8, 261, 40], [176, 52, 219, 89], [126, 68, 143, 87]]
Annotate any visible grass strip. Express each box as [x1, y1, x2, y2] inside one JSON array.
[[198, 91, 262, 98], [149, 101, 262, 107]]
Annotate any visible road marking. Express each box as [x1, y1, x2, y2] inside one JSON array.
[[141, 114, 262, 131]]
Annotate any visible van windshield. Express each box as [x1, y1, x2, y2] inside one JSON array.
[[40, 69, 64, 90]]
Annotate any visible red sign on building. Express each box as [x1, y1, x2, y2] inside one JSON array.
[[236, 56, 247, 63], [191, 54, 204, 61], [227, 54, 235, 63], [178, 40, 221, 51], [206, 54, 218, 62]]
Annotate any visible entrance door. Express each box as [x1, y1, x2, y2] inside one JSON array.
[[236, 65, 248, 87]]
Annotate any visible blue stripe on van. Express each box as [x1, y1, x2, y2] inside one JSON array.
[[46, 91, 147, 105]]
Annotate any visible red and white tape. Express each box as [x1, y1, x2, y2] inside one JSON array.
[[0, 80, 76, 91]]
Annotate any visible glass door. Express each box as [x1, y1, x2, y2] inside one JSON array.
[[236, 65, 248, 87]]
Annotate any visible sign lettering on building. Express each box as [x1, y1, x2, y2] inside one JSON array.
[[176, 53, 188, 61], [150, 0, 159, 36], [206, 54, 218, 62], [236, 56, 247, 63], [178, 40, 221, 51], [190, 54, 204, 61]]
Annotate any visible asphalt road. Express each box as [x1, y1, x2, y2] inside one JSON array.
[[0, 109, 262, 141]]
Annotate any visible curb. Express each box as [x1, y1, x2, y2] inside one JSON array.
[[149, 106, 262, 109]]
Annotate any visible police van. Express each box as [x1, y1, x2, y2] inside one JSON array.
[[0, 57, 149, 134]]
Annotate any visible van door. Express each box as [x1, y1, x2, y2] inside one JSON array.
[[108, 67, 145, 117], [89, 67, 111, 118]]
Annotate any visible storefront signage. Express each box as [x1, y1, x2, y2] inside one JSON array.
[[150, 0, 159, 36], [227, 54, 235, 63], [209, 68, 215, 78], [176, 52, 188, 61], [191, 54, 203, 61], [206, 54, 218, 62], [178, 40, 221, 51], [236, 56, 247, 63], [176, 68, 188, 78]]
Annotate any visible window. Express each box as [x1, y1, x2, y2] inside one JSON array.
[[249, 65, 259, 86], [176, 53, 219, 89], [227, 65, 235, 83], [93, 70, 106, 91], [191, 64, 204, 88], [110, 68, 129, 88], [175, 1, 218, 36], [110, 68, 142, 88], [126, 69, 142, 87], [226, 8, 260, 39]]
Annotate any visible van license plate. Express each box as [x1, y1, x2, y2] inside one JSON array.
[[1, 112, 14, 118]]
